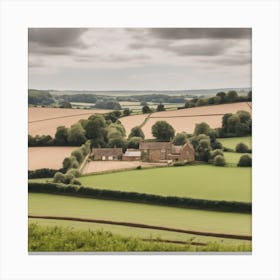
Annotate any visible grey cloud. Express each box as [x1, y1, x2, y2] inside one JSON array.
[[167, 41, 232, 56], [28, 28, 88, 55], [149, 28, 251, 40]]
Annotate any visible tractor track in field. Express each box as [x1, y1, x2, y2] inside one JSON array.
[[28, 215, 252, 241], [28, 112, 96, 123]]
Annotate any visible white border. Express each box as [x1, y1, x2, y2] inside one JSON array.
[[1, 0, 280, 279]]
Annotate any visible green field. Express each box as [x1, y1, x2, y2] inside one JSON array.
[[28, 223, 251, 252], [223, 152, 244, 165], [29, 218, 251, 245], [29, 193, 251, 236], [78, 165, 251, 202], [219, 136, 252, 150]]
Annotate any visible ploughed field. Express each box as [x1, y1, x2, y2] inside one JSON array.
[[29, 193, 251, 244], [28, 147, 76, 170], [28, 107, 110, 137], [79, 165, 251, 202], [120, 102, 252, 138]]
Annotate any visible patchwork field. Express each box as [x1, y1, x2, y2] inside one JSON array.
[[82, 160, 166, 174], [29, 193, 251, 236], [219, 136, 252, 150], [119, 114, 148, 135], [28, 146, 76, 170], [28, 107, 110, 137], [120, 102, 252, 138], [79, 165, 251, 202]]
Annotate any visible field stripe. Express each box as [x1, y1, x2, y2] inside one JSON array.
[[28, 112, 95, 123], [150, 113, 228, 119], [28, 215, 252, 241]]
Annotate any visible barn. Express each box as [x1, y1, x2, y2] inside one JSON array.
[[92, 148, 123, 161]]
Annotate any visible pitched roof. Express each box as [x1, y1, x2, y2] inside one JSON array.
[[139, 141, 172, 150], [124, 150, 141, 157], [92, 148, 123, 156]]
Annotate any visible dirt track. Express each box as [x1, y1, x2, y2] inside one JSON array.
[[28, 215, 252, 241]]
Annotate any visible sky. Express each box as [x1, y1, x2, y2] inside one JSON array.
[[28, 28, 252, 91]]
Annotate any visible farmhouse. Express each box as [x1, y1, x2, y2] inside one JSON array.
[[139, 141, 195, 162], [122, 149, 141, 161], [92, 148, 123, 161]]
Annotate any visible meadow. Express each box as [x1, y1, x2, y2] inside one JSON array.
[[28, 223, 251, 252], [29, 193, 251, 236], [78, 165, 251, 202], [219, 136, 252, 150]]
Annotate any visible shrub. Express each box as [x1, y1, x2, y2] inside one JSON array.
[[70, 179, 82, 185], [211, 141, 223, 150], [235, 142, 249, 153], [71, 149, 84, 163], [66, 168, 81, 178], [28, 168, 61, 179], [211, 149, 224, 159], [214, 155, 226, 166], [173, 161, 186, 167], [53, 172, 66, 183], [238, 154, 252, 167]]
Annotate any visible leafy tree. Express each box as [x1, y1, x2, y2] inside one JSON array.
[[190, 134, 210, 150], [247, 91, 252, 100], [67, 123, 87, 146], [235, 142, 249, 153], [222, 113, 233, 133], [142, 105, 152, 114], [123, 108, 131, 116], [213, 96, 222, 104], [85, 115, 107, 147], [173, 132, 188, 145], [194, 122, 211, 136], [108, 122, 126, 137], [104, 110, 122, 123], [196, 98, 208, 107], [211, 140, 223, 150], [196, 139, 212, 162], [71, 149, 84, 163], [156, 103, 165, 112], [59, 101, 72, 108], [129, 126, 145, 139], [227, 115, 240, 133], [238, 154, 252, 167], [216, 91, 226, 103], [211, 149, 224, 159], [214, 155, 226, 166], [127, 137, 143, 149], [151, 121, 175, 141], [54, 126, 69, 145], [108, 137, 127, 150], [226, 90, 238, 102], [53, 172, 66, 183]]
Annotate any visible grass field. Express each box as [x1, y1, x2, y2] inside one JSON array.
[[219, 136, 252, 150], [223, 152, 244, 165], [28, 223, 251, 252], [78, 165, 251, 202], [29, 218, 251, 245], [29, 193, 251, 236]]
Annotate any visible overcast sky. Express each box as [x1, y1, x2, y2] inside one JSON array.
[[28, 28, 251, 91]]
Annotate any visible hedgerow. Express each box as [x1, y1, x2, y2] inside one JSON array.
[[28, 182, 251, 213]]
